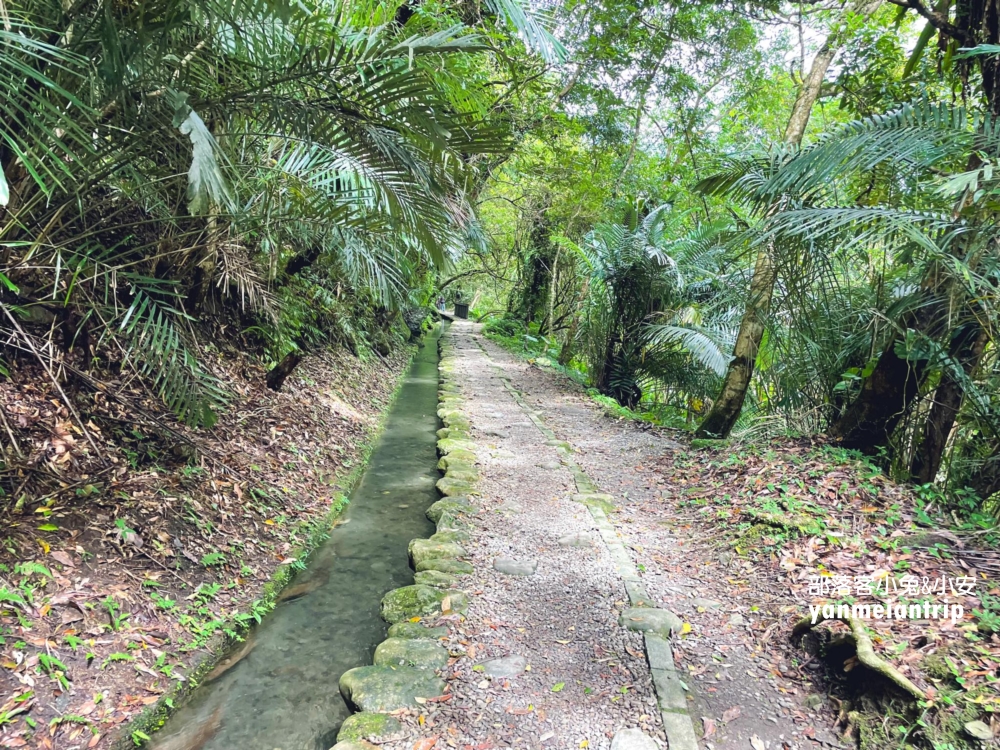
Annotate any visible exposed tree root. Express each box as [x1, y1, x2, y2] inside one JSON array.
[[792, 614, 927, 701]]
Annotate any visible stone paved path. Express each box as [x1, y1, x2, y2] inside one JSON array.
[[372, 321, 842, 750]]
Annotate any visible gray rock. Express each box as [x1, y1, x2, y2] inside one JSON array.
[[539, 461, 561, 470], [493, 557, 537, 576], [558, 531, 594, 548], [387, 621, 448, 639], [336, 712, 401, 743], [339, 666, 446, 712], [483, 429, 510, 438], [610, 728, 658, 750], [903, 530, 963, 549], [619, 607, 683, 638], [727, 613, 746, 627], [803, 694, 824, 710], [965, 720, 993, 741], [690, 598, 722, 610], [374, 638, 449, 669], [480, 655, 527, 678]]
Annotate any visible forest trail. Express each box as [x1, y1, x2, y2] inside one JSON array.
[[391, 321, 846, 750]]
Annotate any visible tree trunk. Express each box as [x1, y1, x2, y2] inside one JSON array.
[[910, 324, 989, 482], [695, 2, 881, 439], [266, 352, 302, 391], [826, 337, 923, 452], [695, 249, 775, 438]]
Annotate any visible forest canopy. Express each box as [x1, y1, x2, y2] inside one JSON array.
[[3, 0, 1000, 506]]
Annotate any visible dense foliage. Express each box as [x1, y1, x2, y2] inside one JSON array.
[[463, 1, 1000, 511], [3, 0, 1000, 540]]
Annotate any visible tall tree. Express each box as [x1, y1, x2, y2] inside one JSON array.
[[696, 0, 883, 439]]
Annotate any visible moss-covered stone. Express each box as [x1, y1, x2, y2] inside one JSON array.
[[429, 529, 470, 544], [336, 712, 401, 743], [445, 469, 479, 484], [409, 538, 466, 566], [414, 569, 459, 588], [415, 558, 474, 575], [434, 512, 471, 532], [437, 427, 470, 441], [426, 497, 471, 523], [571, 493, 615, 514], [438, 455, 476, 472], [374, 638, 449, 669], [437, 476, 474, 497], [387, 621, 448, 639], [339, 666, 446, 712], [331, 740, 378, 750], [380, 585, 469, 623], [437, 438, 477, 455], [438, 449, 476, 467]]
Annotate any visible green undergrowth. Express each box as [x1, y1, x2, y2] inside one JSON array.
[[112, 336, 425, 749]]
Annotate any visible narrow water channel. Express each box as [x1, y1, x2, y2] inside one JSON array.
[[152, 325, 442, 750]]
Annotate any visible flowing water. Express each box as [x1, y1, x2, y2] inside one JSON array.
[[152, 326, 442, 750]]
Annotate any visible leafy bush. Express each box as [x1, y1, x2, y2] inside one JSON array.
[[483, 318, 524, 338]]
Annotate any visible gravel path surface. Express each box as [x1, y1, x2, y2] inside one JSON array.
[[471, 332, 846, 750], [386, 322, 843, 750], [386, 324, 666, 750]]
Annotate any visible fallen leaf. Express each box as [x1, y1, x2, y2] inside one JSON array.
[[750, 734, 765, 750], [413, 737, 438, 750], [702, 717, 716, 738], [722, 706, 741, 723], [551, 682, 565, 692]]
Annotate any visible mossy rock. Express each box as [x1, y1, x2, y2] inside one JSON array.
[[415, 558, 474, 575], [331, 741, 378, 750], [434, 512, 470, 532], [336, 712, 401, 743], [437, 438, 477, 455], [380, 585, 468, 623], [441, 418, 470, 432], [437, 476, 474, 497], [340, 666, 446, 712], [388, 621, 448, 639], [445, 469, 479, 484], [374, 638, 450, 669], [414, 569, 459, 588], [426, 497, 471, 523], [744, 508, 822, 536], [437, 408, 464, 420], [430, 529, 470, 544], [438, 455, 476, 472], [571, 493, 615, 514], [409, 538, 466, 566], [437, 427, 470, 441], [438, 449, 476, 466]]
